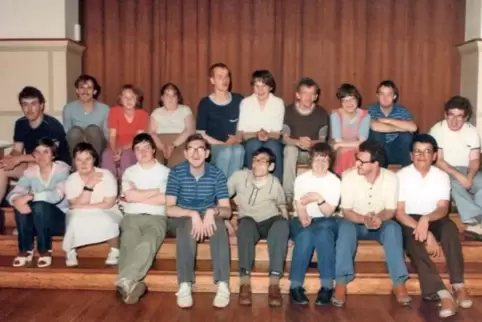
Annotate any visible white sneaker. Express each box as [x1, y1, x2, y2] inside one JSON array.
[[105, 247, 120, 265], [65, 249, 78, 267], [176, 282, 193, 308], [213, 281, 230, 308]]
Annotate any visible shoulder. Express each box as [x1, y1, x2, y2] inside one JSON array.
[[136, 108, 149, 117], [269, 174, 283, 187], [109, 106, 122, 116], [314, 105, 329, 117], [396, 165, 412, 179], [122, 163, 138, 177], [367, 104, 380, 112], [241, 94, 256, 105], [150, 107, 163, 117], [394, 103, 409, 112], [231, 169, 248, 180], [54, 161, 71, 174], [43, 114, 64, 129], [197, 96, 211, 107], [326, 171, 342, 185], [207, 162, 225, 178], [97, 167, 116, 179], [270, 94, 284, 105], [380, 168, 398, 182], [178, 105, 193, 115], [330, 110, 340, 120], [231, 93, 244, 102], [341, 168, 357, 181], [462, 122, 479, 136], [295, 170, 313, 183], [154, 162, 171, 176], [429, 166, 449, 181], [429, 120, 445, 134], [14, 117, 28, 129], [63, 100, 79, 111], [95, 101, 110, 112], [170, 161, 188, 176]]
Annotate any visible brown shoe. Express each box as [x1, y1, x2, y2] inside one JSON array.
[[331, 284, 346, 307], [393, 284, 412, 306], [268, 285, 283, 307], [439, 297, 457, 318], [453, 287, 473, 309], [239, 284, 252, 306]]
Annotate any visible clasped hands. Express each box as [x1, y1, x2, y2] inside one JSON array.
[[296, 137, 312, 150], [257, 129, 280, 142], [190, 208, 219, 241], [297, 192, 323, 227], [413, 216, 441, 258]]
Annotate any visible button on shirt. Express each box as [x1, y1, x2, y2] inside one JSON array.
[[397, 165, 450, 215], [340, 168, 398, 215], [165, 161, 229, 214]]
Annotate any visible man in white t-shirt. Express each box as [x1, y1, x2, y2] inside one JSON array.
[[395, 134, 471, 319], [288, 143, 341, 306], [333, 140, 410, 307], [115, 133, 170, 305], [429, 96, 482, 239]]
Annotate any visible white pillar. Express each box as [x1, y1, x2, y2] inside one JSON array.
[[459, 0, 482, 139], [0, 0, 84, 143]]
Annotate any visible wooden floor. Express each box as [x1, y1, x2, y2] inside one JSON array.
[[0, 289, 480, 322]]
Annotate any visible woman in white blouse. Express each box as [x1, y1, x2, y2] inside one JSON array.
[[63, 142, 122, 266], [149, 83, 195, 167], [237, 70, 285, 181]]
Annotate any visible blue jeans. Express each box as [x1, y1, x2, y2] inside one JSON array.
[[244, 138, 283, 182], [369, 131, 413, 166], [289, 217, 339, 289], [335, 219, 408, 286], [210, 144, 245, 179], [450, 166, 482, 223], [15, 201, 66, 253]]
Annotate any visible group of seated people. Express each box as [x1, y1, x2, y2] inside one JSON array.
[[0, 62, 481, 319]]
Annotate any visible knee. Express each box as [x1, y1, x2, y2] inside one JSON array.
[[338, 220, 357, 236], [232, 144, 245, 158], [264, 140, 282, 154], [67, 126, 84, 140], [440, 220, 460, 238], [293, 229, 313, 249], [84, 125, 103, 136], [237, 217, 257, 233], [397, 132, 414, 147], [272, 217, 289, 235], [216, 147, 232, 160]]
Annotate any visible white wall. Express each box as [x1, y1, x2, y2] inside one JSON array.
[[0, 0, 79, 39]]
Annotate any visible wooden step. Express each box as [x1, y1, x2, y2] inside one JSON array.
[[0, 207, 465, 230], [0, 256, 481, 295], [1, 234, 481, 264]]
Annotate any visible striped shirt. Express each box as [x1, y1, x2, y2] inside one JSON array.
[[166, 161, 229, 214], [368, 103, 412, 143], [7, 161, 71, 212]]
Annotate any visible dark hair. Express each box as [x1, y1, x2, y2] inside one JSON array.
[[185, 133, 211, 151], [251, 147, 276, 165], [411, 133, 438, 154], [296, 77, 320, 101], [74, 74, 101, 99], [72, 142, 100, 167], [18, 86, 45, 106], [159, 82, 184, 106], [358, 139, 385, 166], [336, 83, 362, 108], [35, 137, 58, 158], [444, 95, 473, 120], [132, 133, 157, 153], [251, 70, 276, 94], [119, 84, 144, 109], [310, 142, 335, 167], [376, 80, 399, 103]]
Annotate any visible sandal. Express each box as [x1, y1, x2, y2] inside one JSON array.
[[12, 251, 33, 267], [37, 252, 53, 268]]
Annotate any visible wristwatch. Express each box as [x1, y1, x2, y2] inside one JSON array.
[[83, 186, 94, 192], [317, 200, 325, 206]]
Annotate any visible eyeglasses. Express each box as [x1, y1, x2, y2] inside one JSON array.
[[355, 155, 373, 164], [413, 149, 433, 156], [446, 113, 465, 121], [186, 146, 207, 154], [252, 158, 270, 165]]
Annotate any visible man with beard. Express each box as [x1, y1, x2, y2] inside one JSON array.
[[0, 86, 70, 205], [368, 80, 417, 167], [196, 63, 244, 180], [62, 74, 110, 156]]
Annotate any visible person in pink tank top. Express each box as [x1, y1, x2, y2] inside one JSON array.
[[330, 84, 371, 176]]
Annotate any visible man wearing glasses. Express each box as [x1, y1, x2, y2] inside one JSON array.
[[332, 140, 411, 307], [429, 96, 482, 240], [396, 133, 471, 318], [165, 133, 232, 309], [227, 147, 288, 307]]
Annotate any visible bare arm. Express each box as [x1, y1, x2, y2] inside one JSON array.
[[435, 149, 463, 178], [8, 142, 34, 163], [341, 208, 366, 224], [467, 149, 480, 181], [72, 196, 117, 209], [198, 131, 225, 145], [382, 118, 417, 132], [69, 189, 93, 206], [108, 128, 117, 151], [370, 120, 399, 132], [375, 209, 396, 221], [395, 201, 419, 229], [165, 195, 196, 218], [282, 134, 299, 146], [172, 114, 196, 147], [333, 137, 367, 148], [124, 188, 163, 203], [214, 198, 232, 219], [148, 116, 165, 149], [241, 131, 258, 141], [425, 200, 450, 222]]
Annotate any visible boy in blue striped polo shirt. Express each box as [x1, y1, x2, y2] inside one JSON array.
[[165, 133, 232, 309], [368, 80, 417, 166]]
